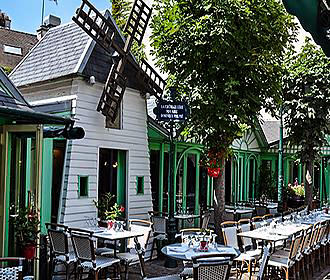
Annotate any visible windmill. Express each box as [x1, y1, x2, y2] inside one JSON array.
[[72, 0, 166, 126]]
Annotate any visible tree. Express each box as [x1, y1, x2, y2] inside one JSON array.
[[111, 0, 147, 62], [283, 38, 330, 209], [151, 0, 297, 234]]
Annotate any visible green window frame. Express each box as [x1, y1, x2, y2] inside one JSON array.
[[78, 175, 89, 198], [136, 176, 144, 195]]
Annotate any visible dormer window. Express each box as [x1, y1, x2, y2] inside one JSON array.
[[3, 45, 22, 56]]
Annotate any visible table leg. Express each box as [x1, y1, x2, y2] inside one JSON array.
[[113, 240, 117, 258]]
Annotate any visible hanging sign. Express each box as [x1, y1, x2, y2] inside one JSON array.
[[155, 101, 188, 122]]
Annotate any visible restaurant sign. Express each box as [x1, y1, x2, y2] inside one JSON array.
[[155, 101, 188, 122]]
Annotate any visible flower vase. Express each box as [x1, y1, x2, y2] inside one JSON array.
[[107, 220, 114, 231]]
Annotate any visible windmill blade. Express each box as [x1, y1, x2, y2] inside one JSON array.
[[138, 59, 166, 99], [124, 0, 152, 46], [72, 0, 120, 55], [97, 64, 127, 123]]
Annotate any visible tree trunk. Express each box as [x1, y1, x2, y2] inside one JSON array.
[[213, 158, 226, 238], [305, 160, 313, 210]]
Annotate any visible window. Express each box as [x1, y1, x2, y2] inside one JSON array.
[[3, 45, 22, 56], [136, 176, 144, 195], [78, 176, 89, 197]]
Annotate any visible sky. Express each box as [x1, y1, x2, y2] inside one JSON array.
[[1, 0, 111, 34]]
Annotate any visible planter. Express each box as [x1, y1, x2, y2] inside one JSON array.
[[23, 244, 36, 260], [207, 167, 221, 178]]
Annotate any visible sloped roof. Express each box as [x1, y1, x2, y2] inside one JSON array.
[[260, 120, 288, 145], [0, 67, 72, 125], [0, 28, 38, 69], [10, 11, 140, 89], [10, 22, 91, 87]]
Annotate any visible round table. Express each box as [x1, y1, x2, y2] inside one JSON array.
[[161, 243, 240, 262]]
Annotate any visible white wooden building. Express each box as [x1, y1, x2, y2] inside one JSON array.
[[10, 12, 153, 228]]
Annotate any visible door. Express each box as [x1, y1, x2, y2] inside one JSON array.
[[0, 125, 43, 257]]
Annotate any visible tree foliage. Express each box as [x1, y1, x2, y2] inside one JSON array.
[[151, 0, 297, 230], [151, 0, 297, 155], [283, 38, 330, 207]]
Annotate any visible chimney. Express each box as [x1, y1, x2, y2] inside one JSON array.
[[0, 10, 11, 29], [37, 15, 61, 40]]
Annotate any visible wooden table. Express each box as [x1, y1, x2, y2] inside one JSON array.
[[161, 243, 240, 262]]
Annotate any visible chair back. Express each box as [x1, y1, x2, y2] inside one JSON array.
[[257, 246, 270, 280], [251, 216, 264, 230], [150, 215, 167, 235], [255, 206, 267, 216], [70, 228, 95, 267], [221, 222, 239, 249], [127, 219, 152, 250], [201, 212, 211, 229], [192, 254, 233, 280], [0, 258, 25, 280], [301, 226, 312, 253], [316, 221, 328, 245], [309, 222, 320, 249], [46, 223, 69, 259], [288, 231, 303, 264], [238, 219, 253, 251], [262, 214, 273, 225]]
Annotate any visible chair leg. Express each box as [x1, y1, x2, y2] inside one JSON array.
[[124, 262, 129, 280], [150, 239, 155, 260]]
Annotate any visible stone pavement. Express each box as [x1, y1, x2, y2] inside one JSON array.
[[127, 256, 330, 280]]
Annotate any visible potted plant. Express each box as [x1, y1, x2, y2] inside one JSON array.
[[94, 193, 124, 229], [10, 205, 40, 259], [105, 203, 125, 230]]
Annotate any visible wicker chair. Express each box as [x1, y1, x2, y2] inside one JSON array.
[[134, 237, 181, 280], [117, 219, 153, 280], [70, 228, 120, 280], [0, 258, 24, 280], [46, 223, 77, 280], [221, 221, 260, 280], [191, 254, 234, 280], [267, 231, 303, 280], [149, 212, 168, 259], [257, 246, 270, 280], [201, 211, 211, 229]]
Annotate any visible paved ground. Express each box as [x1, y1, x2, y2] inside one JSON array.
[[127, 256, 330, 280]]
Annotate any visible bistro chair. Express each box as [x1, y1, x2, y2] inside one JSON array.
[[148, 211, 168, 259], [117, 219, 153, 280], [221, 221, 259, 280], [70, 228, 120, 280], [320, 221, 330, 268], [46, 223, 77, 280], [0, 257, 25, 280], [256, 245, 270, 280], [262, 214, 273, 225], [191, 254, 234, 280], [304, 222, 320, 277], [267, 231, 303, 280], [134, 237, 181, 280], [313, 220, 328, 271], [237, 219, 261, 279], [201, 211, 211, 229], [255, 206, 267, 217]]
